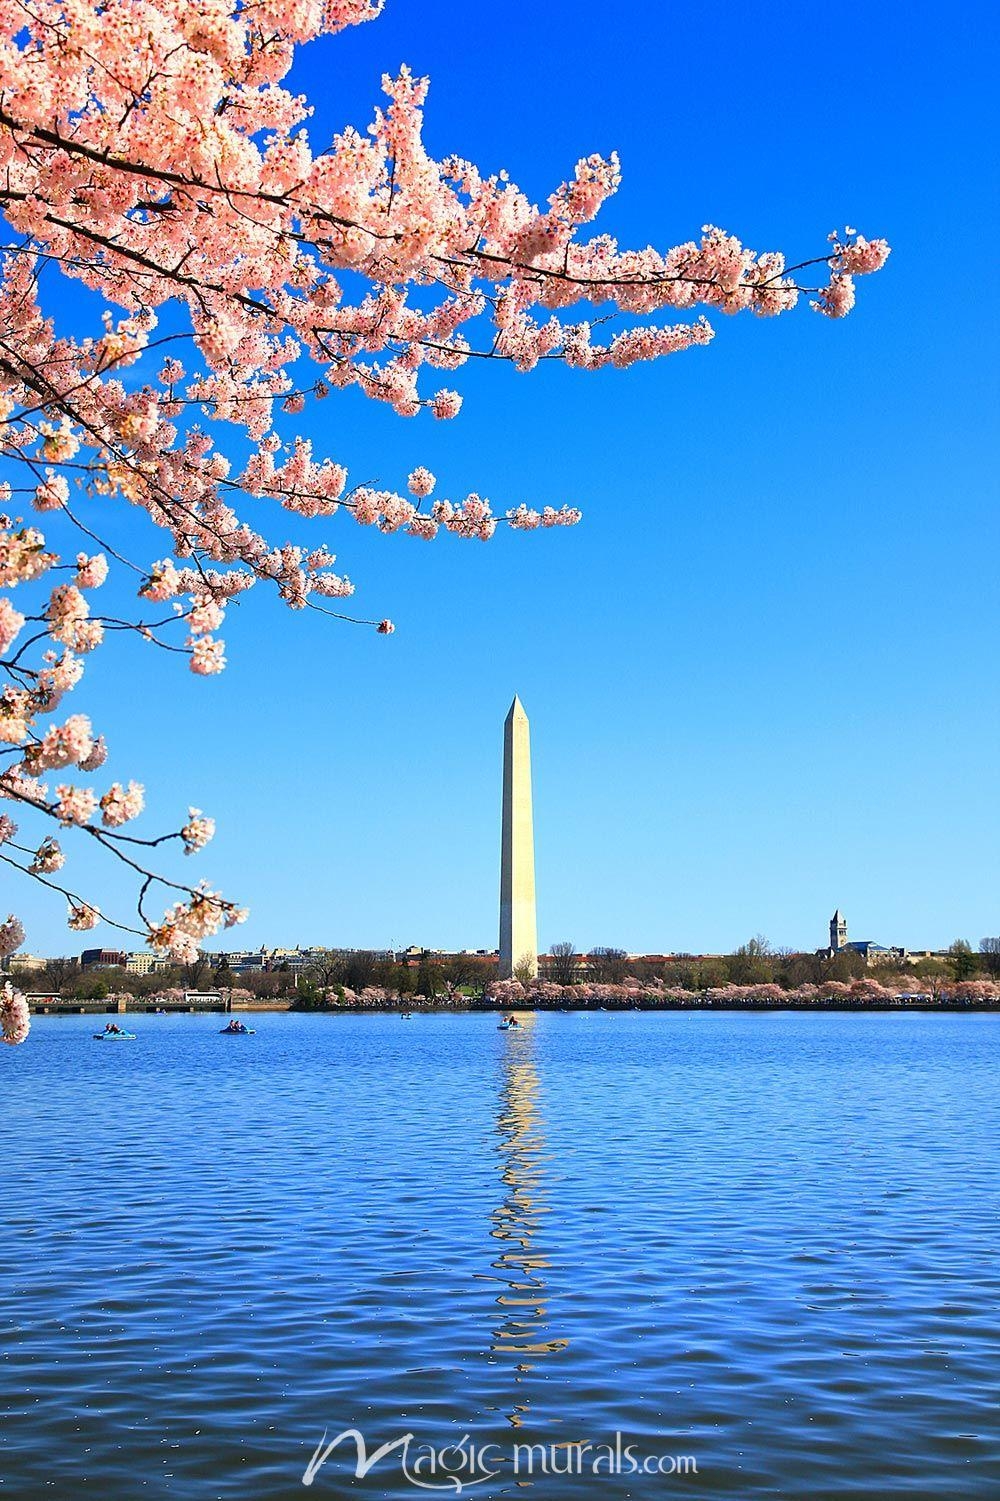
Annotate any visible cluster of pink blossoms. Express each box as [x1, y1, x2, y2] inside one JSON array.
[[47, 585, 103, 654], [0, 503, 240, 979], [811, 228, 891, 319], [24, 715, 94, 774], [0, 598, 25, 651], [149, 885, 248, 963], [508, 504, 585, 531], [181, 809, 215, 855], [30, 838, 65, 874], [1, 981, 30, 1045], [99, 782, 145, 828], [76, 554, 109, 590], [0, 914, 26, 957], [67, 902, 101, 932], [52, 786, 99, 827]]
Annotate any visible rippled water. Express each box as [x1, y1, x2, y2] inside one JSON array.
[[3, 1010, 1000, 1498]]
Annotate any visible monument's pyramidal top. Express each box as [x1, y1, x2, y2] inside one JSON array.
[[506, 694, 526, 721]]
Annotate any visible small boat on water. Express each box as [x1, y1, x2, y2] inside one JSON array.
[[497, 1017, 521, 1031], [219, 1024, 255, 1035], [93, 1030, 137, 1041]]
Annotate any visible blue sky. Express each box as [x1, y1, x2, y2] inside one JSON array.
[[6, 0, 998, 957]]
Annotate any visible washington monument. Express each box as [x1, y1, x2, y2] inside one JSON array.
[[499, 695, 538, 980]]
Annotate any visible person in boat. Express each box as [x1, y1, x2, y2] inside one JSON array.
[[104, 1021, 122, 1034], [224, 1018, 247, 1033]]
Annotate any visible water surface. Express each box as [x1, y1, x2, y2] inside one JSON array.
[[2, 1010, 999, 1497]]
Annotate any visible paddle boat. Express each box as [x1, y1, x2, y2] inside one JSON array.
[[219, 1020, 255, 1035], [93, 1025, 136, 1040], [497, 1016, 521, 1031]]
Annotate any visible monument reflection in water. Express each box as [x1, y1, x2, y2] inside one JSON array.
[[488, 1013, 568, 1430]]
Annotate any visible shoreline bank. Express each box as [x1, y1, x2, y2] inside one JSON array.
[[27, 999, 1000, 1017]]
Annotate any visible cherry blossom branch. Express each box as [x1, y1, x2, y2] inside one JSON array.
[[0, 0, 888, 1039]]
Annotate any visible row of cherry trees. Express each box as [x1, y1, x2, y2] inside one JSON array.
[[0, 0, 889, 1042], [301, 978, 999, 1008]]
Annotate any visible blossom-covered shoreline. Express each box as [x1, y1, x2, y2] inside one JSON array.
[[303, 979, 1000, 1012]]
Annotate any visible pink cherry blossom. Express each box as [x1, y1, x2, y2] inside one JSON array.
[[23, 714, 94, 773], [431, 391, 463, 419], [67, 902, 101, 931], [140, 561, 184, 602], [187, 595, 225, 635], [1, 981, 30, 1045], [0, 914, 26, 957], [33, 473, 69, 512], [189, 637, 227, 675], [149, 883, 248, 961], [99, 781, 145, 828], [30, 837, 65, 874], [0, 599, 25, 651], [813, 273, 857, 319], [46, 585, 91, 647], [407, 467, 436, 498], [78, 736, 108, 772], [0, 525, 56, 587], [181, 808, 215, 854], [832, 231, 891, 276], [75, 554, 109, 590], [53, 785, 99, 826], [0, 688, 32, 744]]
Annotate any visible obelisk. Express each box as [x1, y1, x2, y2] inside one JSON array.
[[499, 695, 538, 980]]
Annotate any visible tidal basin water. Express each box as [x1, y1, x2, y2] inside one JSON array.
[[3, 1011, 1000, 1499]]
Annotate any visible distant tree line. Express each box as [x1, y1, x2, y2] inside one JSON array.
[[293, 951, 497, 1007], [544, 935, 1000, 991]]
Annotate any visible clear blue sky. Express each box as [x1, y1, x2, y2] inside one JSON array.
[[7, 0, 999, 958]]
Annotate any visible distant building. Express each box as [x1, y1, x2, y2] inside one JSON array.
[[823, 912, 907, 967], [125, 951, 172, 976], [207, 945, 392, 976], [537, 951, 589, 979], [0, 952, 47, 974], [216, 947, 270, 975], [843, 940, 908, 966], [265, 946, 369, 976], [80, 948, 127, 970]]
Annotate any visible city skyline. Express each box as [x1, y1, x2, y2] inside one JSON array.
[[7, 910, 991, 971]]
